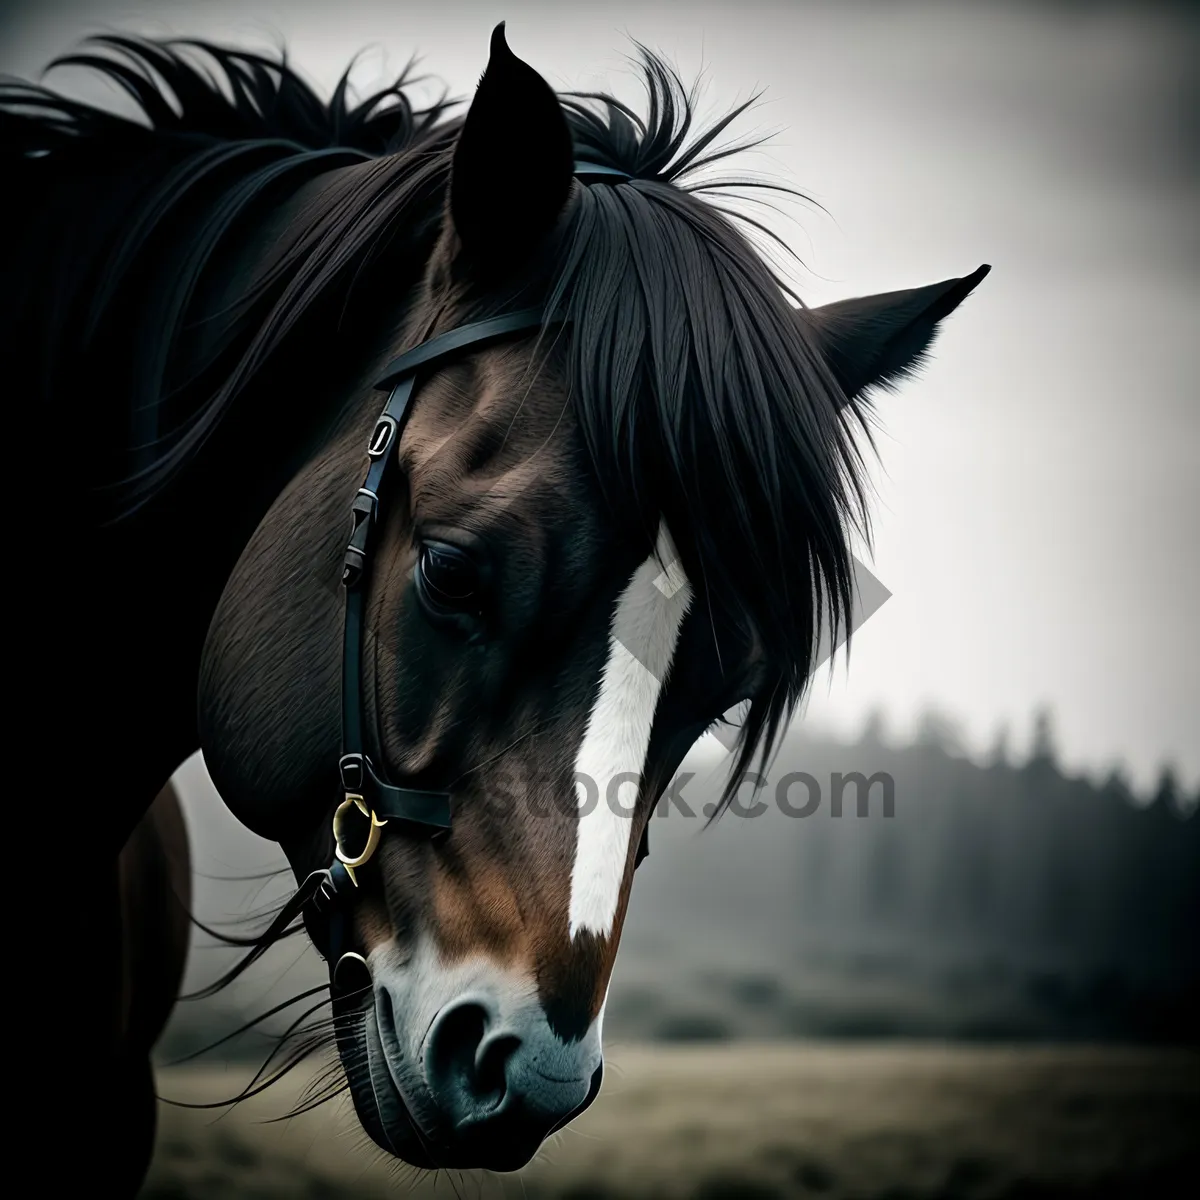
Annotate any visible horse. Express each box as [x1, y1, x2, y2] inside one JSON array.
[[2, 22, 987, 1191], [108, 780, 193, 1189]]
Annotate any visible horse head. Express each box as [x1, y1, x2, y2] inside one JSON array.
[[199, 23, 986, 1172]]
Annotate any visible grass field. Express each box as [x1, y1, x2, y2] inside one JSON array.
[[140, 1042, 1200, 1199]]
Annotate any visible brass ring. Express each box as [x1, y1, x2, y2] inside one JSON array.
[[333, 951, 372, 996], [333, 794, 388, 870]]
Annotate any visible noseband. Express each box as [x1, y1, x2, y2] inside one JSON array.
[[303, 163, 646, 988]]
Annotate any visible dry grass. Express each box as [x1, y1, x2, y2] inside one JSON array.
[[141, 1041, 1200, 1199]]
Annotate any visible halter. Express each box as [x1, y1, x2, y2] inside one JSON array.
[[303, 163, 646, 987]]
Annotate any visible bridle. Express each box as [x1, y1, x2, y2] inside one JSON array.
[[302, 162, 646, 991]]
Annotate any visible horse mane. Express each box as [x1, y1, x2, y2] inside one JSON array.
[[1, 34, 451, 155], [549, 54, 874, 809], [2, 33, 870, 805], [0, 35, 458, 519]]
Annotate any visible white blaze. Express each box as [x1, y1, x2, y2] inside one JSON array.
[[568, 523, 692, 940]]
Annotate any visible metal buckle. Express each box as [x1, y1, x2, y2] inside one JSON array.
[[332, 793, 388, 885], [367, 416, 397, 459]]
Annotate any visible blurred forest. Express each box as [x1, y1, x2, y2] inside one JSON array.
[[606, 707, 1199, 1047]]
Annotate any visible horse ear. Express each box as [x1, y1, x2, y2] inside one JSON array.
[[802, 264, 991, 404], [449, 23, 575, 271]]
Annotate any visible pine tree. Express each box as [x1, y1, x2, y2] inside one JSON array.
[[987, 722, 1011, 768], [1028, 705, 1058, 769]]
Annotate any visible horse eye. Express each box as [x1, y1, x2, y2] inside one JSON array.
[[416, 542, 481, 614]]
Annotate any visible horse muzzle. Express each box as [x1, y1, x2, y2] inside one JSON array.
[[338, 943, 604, 1171]]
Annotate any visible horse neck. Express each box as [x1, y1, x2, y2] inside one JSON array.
[[80, 345, 397, 851], [74, 185, 429, 854]]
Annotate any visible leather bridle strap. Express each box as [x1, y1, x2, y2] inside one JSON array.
[[344, 164, 632, 833], [306, 162, 638, 975], [338, 306, 554, 835]]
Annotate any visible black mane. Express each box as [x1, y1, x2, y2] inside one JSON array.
[[0, 35, 456, 518], [2, 34, 451, 155], [2, 34, 870, 803], [553, 53, 872, 807]]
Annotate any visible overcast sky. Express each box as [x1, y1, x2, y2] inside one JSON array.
[[4, 0, 1196, 793]]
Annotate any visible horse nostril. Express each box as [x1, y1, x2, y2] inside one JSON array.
[[475, 1031, 521, 1097], [415, 994, 602, 1169], [428, 1000, 487, 1080], [425, 1000, 519, 1120]]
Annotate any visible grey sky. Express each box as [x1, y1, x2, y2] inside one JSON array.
[[4, 0, 1196, 791]]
